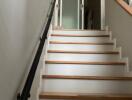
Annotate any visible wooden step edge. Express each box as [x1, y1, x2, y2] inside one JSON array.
[[50, 41, 114, 45], [45, 61, 126, 65], [42, 75, 132, 80], [51, 34, 110, 37], [39, 92, 132, 99], [48, 50, 119, 54]]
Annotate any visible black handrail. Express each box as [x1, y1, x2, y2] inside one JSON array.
[[17, 0, 56, 100]]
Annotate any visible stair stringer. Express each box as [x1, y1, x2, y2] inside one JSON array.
[[107, 29, 130, 72], [37, 25, 54, 100]]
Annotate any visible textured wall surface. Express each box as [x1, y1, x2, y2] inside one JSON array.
[[106, 0, 132, 70], [0, 0, 52, 100]]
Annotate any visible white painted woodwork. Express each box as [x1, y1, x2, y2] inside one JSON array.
[[41, 79, 132, 94], [81, 0, 84, 29], [45, 64, 125, 76], [59, 0, 62, 27], [50, 37, 112, 43], [101, 0, 106, 30], [53, 30, 108, 35], [78, 0, 80, 29], [46, 53, 122, 62], [48, 44, 115, 51], [54, 0, 59, 27]]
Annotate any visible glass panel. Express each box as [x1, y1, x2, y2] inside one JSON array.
[[62, 0, 78, 29]]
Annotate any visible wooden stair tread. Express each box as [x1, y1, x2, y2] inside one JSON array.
[[45, 60, 126, 65], [42, 75, 132, 80], [51, 34, 110, 37], [39, 92, 132, 99], [50, 41, 114, 45], [48, 50, 119, 54]]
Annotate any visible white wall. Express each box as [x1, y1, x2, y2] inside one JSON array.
[[0, 0, 52, 100], [105, 0, 132, 70]]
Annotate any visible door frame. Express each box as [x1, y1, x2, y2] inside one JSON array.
[[54, 0, 62, 28], [81, 0, 85, 29], [78, 0, 80, 29], [54, 0, 59, 27], [59, 0, 63, 27], [101, 0, 105, 30], [78, 0, 84, 29]]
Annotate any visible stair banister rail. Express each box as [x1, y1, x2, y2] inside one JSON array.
[[17, 0, 56, 100], [116, 0, 132, 15]]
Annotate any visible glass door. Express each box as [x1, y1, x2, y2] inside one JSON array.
[[62, 0, 78, 29], [54, 0, 84, 29]]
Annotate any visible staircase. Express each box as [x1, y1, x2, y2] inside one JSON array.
[[39, 29, 132, 100]]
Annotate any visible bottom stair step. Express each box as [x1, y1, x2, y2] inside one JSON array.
[[39, 92, 132, 100]]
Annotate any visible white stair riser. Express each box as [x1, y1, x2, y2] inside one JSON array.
[[48, 44, 115, 52], [46, 53, 121, 62], [53, 30, 108, 35], [50, 37, 112, 43], [45, 64, 125, 76], [42, 80, 132, 94]]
